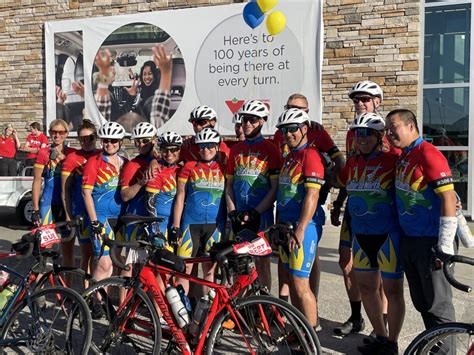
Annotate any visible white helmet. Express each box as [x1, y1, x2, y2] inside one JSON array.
[[195, 128, 220, 144], [350, 113, 386, 131], [189, 105, 217, 123], [131, 122, 157, 139], [232, 112, 242, 124], [348, 80, 383, 100], [159, 131, 183, 146], [238, 100, 269, 119], [276, 108, 310, 128], [98, 121, 126, 139]]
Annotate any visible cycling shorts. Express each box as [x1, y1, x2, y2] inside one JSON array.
[[177, 224, 221, 258], [279, 223, 319, 278], [339, 209, 353, 249], [77, 216, 91, 245], [40, 204, 65, 226], [90, 217, 125, 257], [353, 230, 403, 279]]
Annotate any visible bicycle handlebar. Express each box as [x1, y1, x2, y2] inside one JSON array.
[[443, 254, 474, 293]]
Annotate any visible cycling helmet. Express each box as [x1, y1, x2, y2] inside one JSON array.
[[348, 80, 383, 100], [98, 121, 126, 139], [159, 131, 183, 146], [350, 112, 386, 131], [238, 100, 269, 119], [189, 105, 218, 123], [195, 128, 220, 144], [131, 122, 157, 139], [232, 112, 242, 124], [276, 108, 310, 128]]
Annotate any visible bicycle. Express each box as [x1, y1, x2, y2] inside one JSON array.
[[83, 214, 321, 354], [404, 253, 474, 355], [0, 220, 92, 353]]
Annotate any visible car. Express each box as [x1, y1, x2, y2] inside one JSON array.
[[0, 173, 34, 225]]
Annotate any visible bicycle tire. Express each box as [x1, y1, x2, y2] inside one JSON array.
[[35, 266, 93, 294], [82, 276, 161, 354], [404, 322, 473, 355], [0, 286, 92, 354], [206, 295, 322, 354]]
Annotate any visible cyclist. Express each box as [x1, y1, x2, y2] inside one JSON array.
[[82, 121, 127, 282], [173, 128, 226, 294], [32, 119, 74, 227], [180, 105, 229, 164], [225, 99, 282, 291], [276, 108, 325, 330], [61, 120, 98, 277], [224, 112, 245, 149], [146, 131, 183, 248], [386, 109, 457, 330], [338, 113, 404, 355], [120, 122, 158, 242], [332, 80, 388, 337]]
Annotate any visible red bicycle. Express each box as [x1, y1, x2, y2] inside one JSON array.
[[82, 215, 321, 354]]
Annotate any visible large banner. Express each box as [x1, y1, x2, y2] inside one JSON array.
[[45, 1, 322, 136]]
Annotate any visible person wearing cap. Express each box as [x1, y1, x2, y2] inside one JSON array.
[[225, 99, 282, 291], [338, 112, 404, 355], [22, 121, 48, 176], [180, 105, 230, 164], [82, 121, 128, 282], [0, 123, 20, 176], [275, 108, 325, 331], [173, 128, 226, 294]]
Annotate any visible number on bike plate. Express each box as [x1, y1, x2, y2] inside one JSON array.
[[233, 236, 272, 256], [36, 226, 61, 248]]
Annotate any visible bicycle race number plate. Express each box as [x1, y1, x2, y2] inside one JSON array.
[[35, 226, 61, 248], [233, 235, 272, 256]]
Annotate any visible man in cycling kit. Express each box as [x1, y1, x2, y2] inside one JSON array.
[[225, 100, 282, 291], [276, 108, 325, 330], [386, 109, 457, 330]]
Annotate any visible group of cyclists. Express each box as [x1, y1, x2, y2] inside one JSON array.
[[29, 78, 460, 355]]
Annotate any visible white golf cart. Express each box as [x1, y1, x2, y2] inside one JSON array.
[[0, 169, 34, 225]]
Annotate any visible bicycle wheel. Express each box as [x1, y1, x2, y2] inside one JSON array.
[[82, 276, 161, 354], [35, 266, 93, 294], [206, 295, 322, 354], [405, 322, 473, 355], [0, 286, 92, 354]]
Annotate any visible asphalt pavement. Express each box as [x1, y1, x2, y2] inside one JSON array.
[[0, 208, 472, 354]]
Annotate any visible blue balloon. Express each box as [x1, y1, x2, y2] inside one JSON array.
[[243, 2, 264, 29]]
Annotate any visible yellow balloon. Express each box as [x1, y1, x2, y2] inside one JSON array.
[[257, 0, 279, 14], [266, 11, 286, 36]]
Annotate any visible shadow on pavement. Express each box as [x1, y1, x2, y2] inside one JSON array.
[[318, 317, 367, 355]]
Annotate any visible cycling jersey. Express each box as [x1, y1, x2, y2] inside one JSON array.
[[180, 137, 229, 165], [178, 160, 226, 225], [395, 138, 454, 237], [277, 145, 325, 224], [227, 136, 281, 229], [121, 154, 154, 216], [35, 146, 75, 223], [337, 151, 400, 235]]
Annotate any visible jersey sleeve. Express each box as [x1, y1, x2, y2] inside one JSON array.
[[120, 160, 140, 189], [421, 145, 454, 193], [82, 156, 98, 190], [312, 130, 342, 159], [337, 158, 352, 187], [61, 152, 77, 176], [34, 147, 50, 168], [303, 149, 325, 189], [266, 141, 282, 178], [178, 161, 194, 184], [225, 146, 237, 179], [145, 175, 162, 193], [40, 134, 49, 146]]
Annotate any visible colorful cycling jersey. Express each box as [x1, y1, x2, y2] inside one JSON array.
[[146, 162, 180, 220], [227, 136, 281, 221], [35, 146, 75, 207], [179, 160, 226, 225], [180, 137, 230, 165], [82, 153, 128, 218], [395, 138, 454, 237], [61, 149, 98, 216], [338, 151, 400, 235], [346, 130, 401, 158], [277, 144, 325, 223], [120, 154, 154, 216], [273, 127, 341, 159]]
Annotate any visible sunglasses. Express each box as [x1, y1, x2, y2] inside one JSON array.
[[242, 116, 260, 124], [280, 124, 303, 134], [198, 143, 217, 150], [78, 134, 96, 143], [134, 138, 152, 146], [192, 120, 211, 127], [352, 96, 373, 104], [354, 128, 375, 138], [50, 130, 67, 136], [284, 104, 308, 111], [102, 138, 120, 144], [160, 146, 180, 153]]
